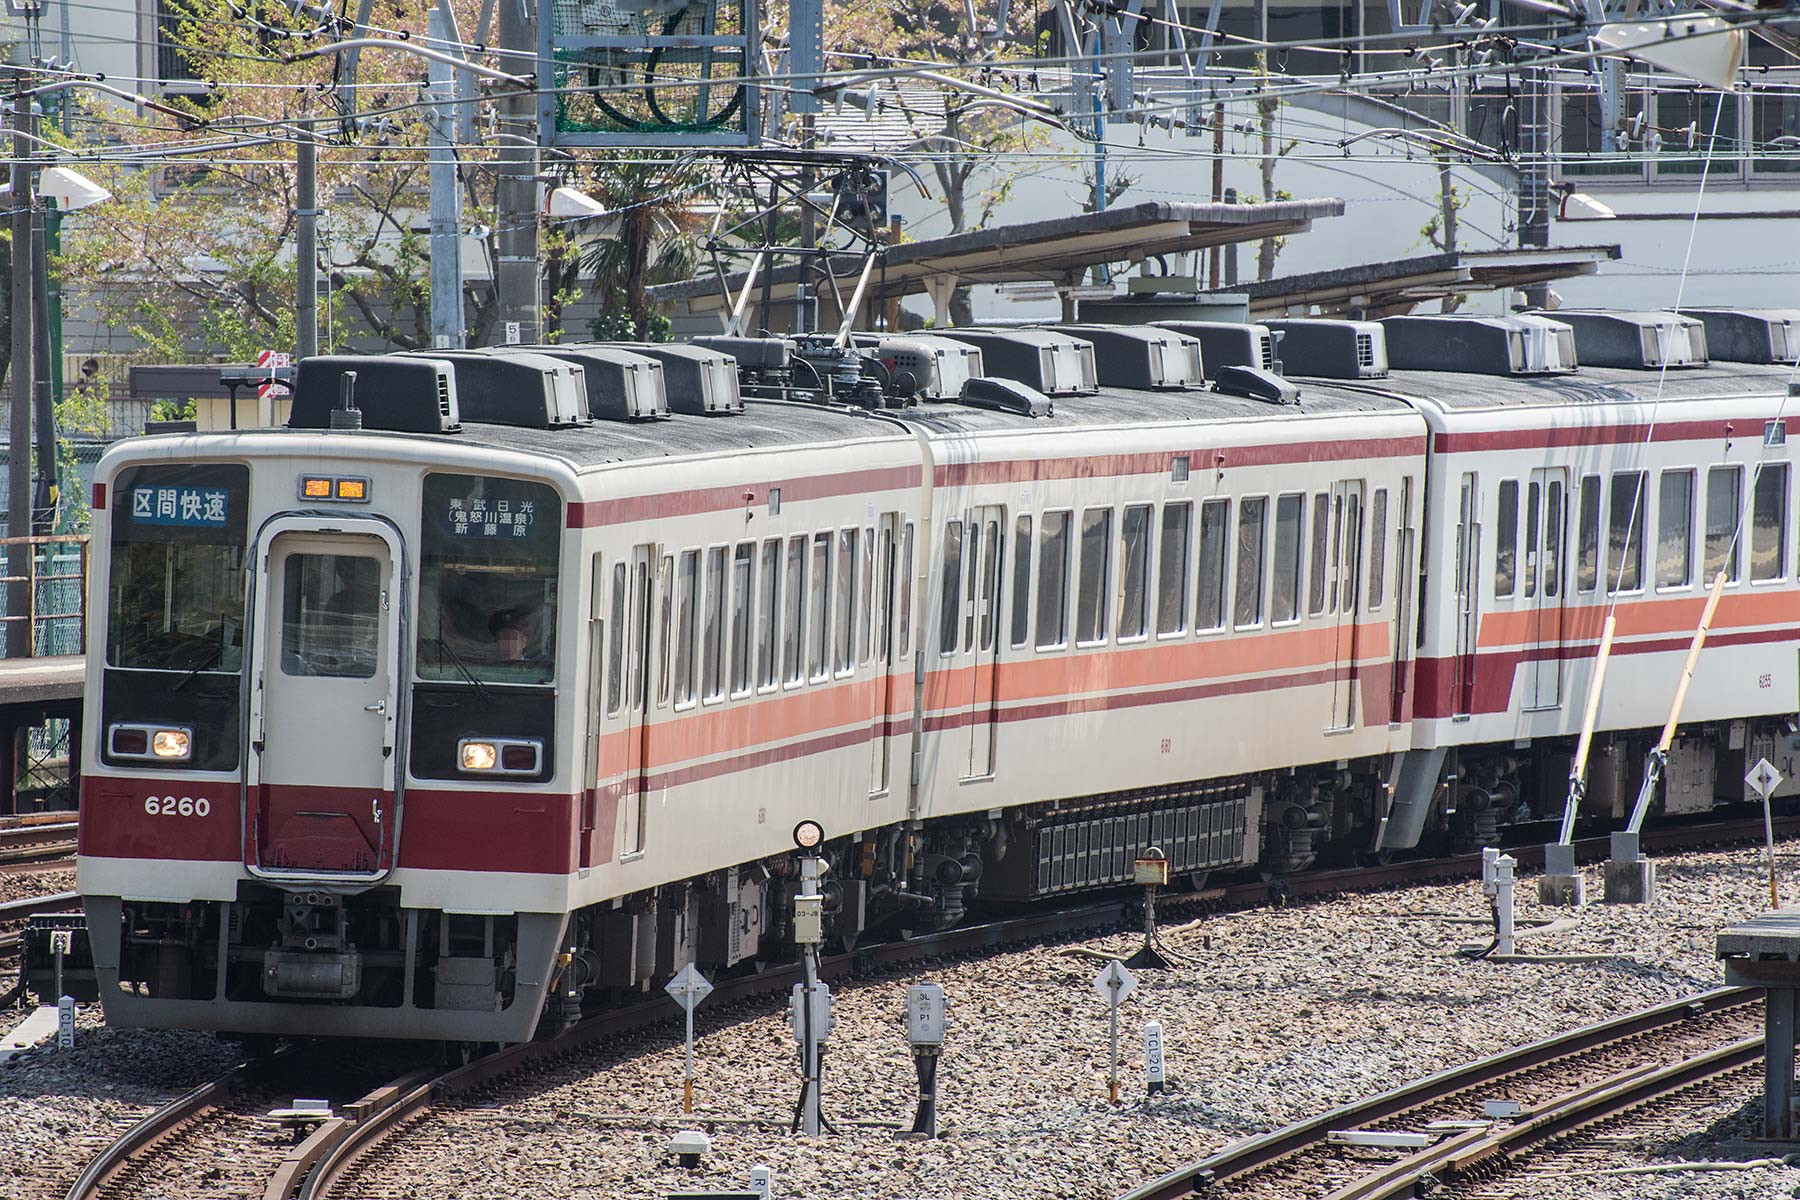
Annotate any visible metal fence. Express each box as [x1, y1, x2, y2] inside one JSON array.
[[0, 534, 90, 658]]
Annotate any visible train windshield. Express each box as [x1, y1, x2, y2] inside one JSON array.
[[416, 473, 561, 685], [106, 463, 250, 673]]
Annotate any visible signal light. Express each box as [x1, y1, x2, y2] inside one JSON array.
[[301, 476, 332, 498], [456, 737, 543, 776], [109, 723, 192, 761], [335, 477, 367, 501], [298, 475, 372, 502]]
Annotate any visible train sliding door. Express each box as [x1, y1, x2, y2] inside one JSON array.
[[248, 523, 402, 879], [963, 507, 1004, 779], [1328, 481, 1365, 731], [870, 514, 899, 796], [619, 543, 655, 858], [1452, 474, 1481, 718], [1523, 468, 1568, 710], [1388, 477, 1415, 726]]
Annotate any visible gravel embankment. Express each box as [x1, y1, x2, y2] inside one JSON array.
[[0, 867, 76, 905], [326, 845, 1800, 1200]]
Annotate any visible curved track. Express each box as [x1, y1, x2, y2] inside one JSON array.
[[1118, 988, 1763, 1200]]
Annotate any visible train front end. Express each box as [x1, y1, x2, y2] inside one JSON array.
[[77, 432, 577, 1043]]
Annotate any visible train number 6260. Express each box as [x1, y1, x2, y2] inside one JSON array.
[[144, 795, 211, 818]]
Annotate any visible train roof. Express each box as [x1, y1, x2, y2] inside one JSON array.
[[1318, 361, 1793, 412], [413, 381, 1418, 471]]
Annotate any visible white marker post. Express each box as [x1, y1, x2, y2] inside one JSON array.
[[51, 930, 73, 1050], [1092, 958, 1138, 1105], [664, 963, 714, 1113], [1144, 1020, 1166, 1096], [1749, 757, 1785, 908]]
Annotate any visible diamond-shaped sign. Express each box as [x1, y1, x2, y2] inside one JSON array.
[[665, 963, 714, 1013], [1748, 758, 1785, 802], [1092, 959, 1138, 1005]]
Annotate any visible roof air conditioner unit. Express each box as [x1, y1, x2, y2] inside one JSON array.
[[519, 344, 670, 421], [931, 329, 1098, 395], [1260, 319, 1388, 379], [1551, 311, 1708, 369], [617, 343, 745, 415], [1676, 309, 1800, 365], [958, 375, 1053, 418], [1151, 321, 1276, 378], [1379, 315, 1572, 376], [1050, 325, 1205, 389], [404, 350, 588, 427], [291, 356, 460, 433], [863, 335, 985, 401], [1508, 314, 1580, 372]]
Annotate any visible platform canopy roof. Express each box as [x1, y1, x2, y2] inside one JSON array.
[[650, 198, 1345, 323], [1217, 245, 1623, 319]]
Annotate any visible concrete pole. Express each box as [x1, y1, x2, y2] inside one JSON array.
[[428, 7, 466, 349], [8, 88, 35, 653], [296, 119, 319, 358], [493, 0, 539, 345]]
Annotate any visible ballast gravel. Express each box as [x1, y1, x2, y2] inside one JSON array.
[[0, 867, 75, 906], [327, 844, 1800, 1200], [6, 844, 1800, 1200]]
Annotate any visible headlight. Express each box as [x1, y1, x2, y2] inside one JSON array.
[[457, 737, 542, 776], [152, 729, 192, 759], [109, 723, 193, 762]]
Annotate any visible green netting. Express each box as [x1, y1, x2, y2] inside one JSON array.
[[551, 0, 750, 137]]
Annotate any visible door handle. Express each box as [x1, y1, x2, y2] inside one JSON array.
[[365, 700, 387, 713]]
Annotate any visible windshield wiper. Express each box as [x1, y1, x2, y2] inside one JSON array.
[[433, 636, 493, 705], [171, 642, 224, 693]]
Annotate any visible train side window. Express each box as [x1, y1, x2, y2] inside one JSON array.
[[702, 547, 727, 701], [729, 543, 754, 697], [1752, 462, 1790, 582], [835, 529, 857, 675], [1234, 496, 1267, 629], [1705, 466, 1742, 584], [606, 562, 627, 715], [1076, 507, 1112, 646], [1156, 501, 1191, 637], [782, 535, 805, 685], [809, 532, 832, 680], [673, 550, 700, 706], [1543, 479, 1563, 599], [1118, 504, 1151, 641], [1035, 511, 1071, 650], [1367, 489, 1388, 610], [1523, 480, 1540, 599], [1494, 479, 1519, 599], [1196, 498, 1230, 633], [898, 522, 915, 658], [757, 539, 780, 689], [1607, 472, 1645, 593], [1656, 469, 1695, 590], [939, 520, 964, 657], [859, 526, 875, 665], [1010, 514, 1033, 648], [1577, 476, 1601, 593], [1271, 493, 1303, 624], [977, 515, 1001, 652], [873, 521, 894, 664], [963, 520, 983, 650], [1307, 491, 1329, 616], [656, 554, 674, 706]]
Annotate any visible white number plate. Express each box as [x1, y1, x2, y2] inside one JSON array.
[[144, 795, 212, 818]]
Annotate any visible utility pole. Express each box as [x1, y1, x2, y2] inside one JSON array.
[[8, 85, 35, 650], [30, 198, 54, 534], [296, 118, 319, 358], [493, 0, 539, 345], [428, 6, 465, 348]]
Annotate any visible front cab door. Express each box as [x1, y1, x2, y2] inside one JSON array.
[[247, 520, 404, 880]]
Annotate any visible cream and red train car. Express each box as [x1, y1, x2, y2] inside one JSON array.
[[1361, 311, 1800, 852], [75, 329, 1428, 1043]]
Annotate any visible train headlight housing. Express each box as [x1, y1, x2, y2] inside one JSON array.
[[109, 723, 193, 762], [457, 737, 543, 776], [152, 729, 192, 760]]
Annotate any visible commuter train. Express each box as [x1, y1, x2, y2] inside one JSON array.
[[76, 307, 1800, 1043]]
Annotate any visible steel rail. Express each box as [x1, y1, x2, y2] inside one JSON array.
[[63, 1054, 285, 1200], [1321, 1034, 1764, 1200], [0, 822, 79, 864], [0, 891, 80, 920], [1117, 987, 1758, 1200]]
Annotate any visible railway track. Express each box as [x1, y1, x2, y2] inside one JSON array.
[[1117, 988, 1764, 1200], [0, 820, 79, 867]]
